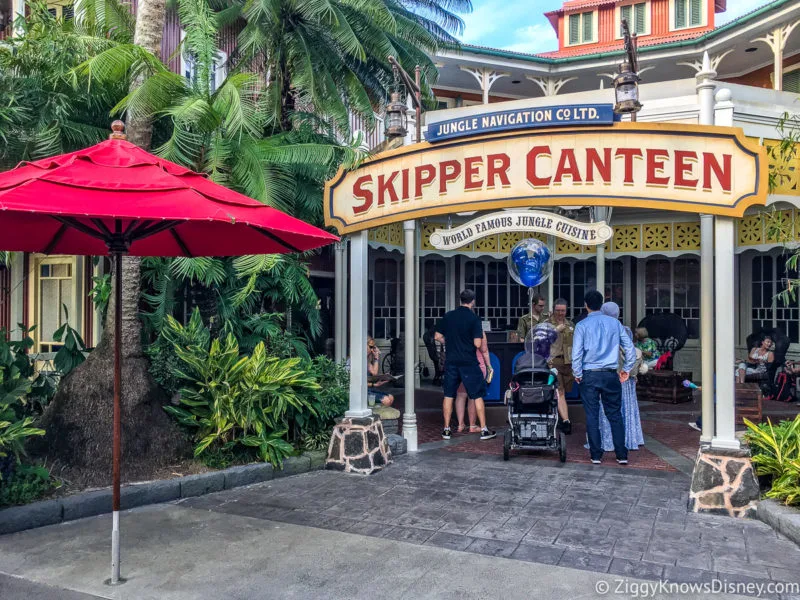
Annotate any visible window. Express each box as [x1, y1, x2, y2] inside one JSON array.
[[644, 258, 700, 339], [620, 2, 647, 35], [567, 11, 595, 45], [674, 0, 702, 29], [463, 259, 530, 330], [180, 32, 228, 93], [784, 68, 800, 94], [420, 259, 447, 333], [372, 257, 402, 339], [35, 259, 75, 353], [751, 254, 799, 342], [553, 259, 624, 321]]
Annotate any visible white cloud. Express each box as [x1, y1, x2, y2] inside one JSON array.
[[501, 23, 559, 54]]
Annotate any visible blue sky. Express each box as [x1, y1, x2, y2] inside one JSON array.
[[457, 0, 759, 54]]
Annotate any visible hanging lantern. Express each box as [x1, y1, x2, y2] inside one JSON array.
[[613, 60, 642, 115], [385, 68, 408, 139]]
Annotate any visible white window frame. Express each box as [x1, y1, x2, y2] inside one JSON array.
[[460, 257, 533, 330], [669, 0, 705, 31], [616, 1, 650, 38], [637, 256, 701, 342], [369, 253, 403, 341], [552, 258, 627, 322], [180, 30, 228, 93], [419, 256, 454, 335], [29, 255, 82, 354], [564, 9, 598, 47], [744, 250, 800, 348]]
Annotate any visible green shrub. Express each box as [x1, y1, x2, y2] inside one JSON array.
[[0, 464, 53, 507], [0, 330, 46, 472], [293, 356, 349, 444], [744, 415, 800, 506], [163, 314, 321, 467]]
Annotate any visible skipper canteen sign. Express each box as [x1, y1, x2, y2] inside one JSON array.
[[426, 104, 615, 142], [430, 211, 613, 251], [324, 123, 768, 234]]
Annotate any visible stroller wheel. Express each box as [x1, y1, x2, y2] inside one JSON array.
[[558, 431, 567, 463], [503, 429, 511, 461]]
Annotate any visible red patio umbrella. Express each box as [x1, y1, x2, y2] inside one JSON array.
[[0, 121, 338, 583]]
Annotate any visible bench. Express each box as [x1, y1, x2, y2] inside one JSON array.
[[637, 370, 694, 404], [735, 382, 763, 427]]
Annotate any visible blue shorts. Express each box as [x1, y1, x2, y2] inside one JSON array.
[[443, 363, 486, 400]]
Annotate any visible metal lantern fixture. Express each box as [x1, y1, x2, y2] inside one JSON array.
[[613, 61, 642, 114], [385, 67, 409, 139], [614, 19, 642, 117]]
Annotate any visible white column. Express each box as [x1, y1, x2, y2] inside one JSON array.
[[334, 240, 345, 363], [751, 22, 800, 92], [712, 216, 738, 449], [711, 87, 738, 449], [414, 225, 421, 389], [596, 244, 605, 297], [697, 53, 717, 444], [9, 253, 25, 342], [700, 215, 715, 443], [346, 231, 371, 418], [546, 236, 555, 305], [403, 220, 418, 451]]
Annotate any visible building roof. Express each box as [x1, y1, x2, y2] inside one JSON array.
[[457, 0, 793, 64]]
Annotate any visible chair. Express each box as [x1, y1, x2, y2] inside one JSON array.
[[636, 313, 688, 371], [422, 328, 443, 385], [743, 327, 789, 398], [636, 313, 693, 403]]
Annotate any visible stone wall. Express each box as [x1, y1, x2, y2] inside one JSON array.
[[689, 446, 760, 518], [326, 417, 392, 475]]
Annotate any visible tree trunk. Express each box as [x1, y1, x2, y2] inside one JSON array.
[[34, 0, 189, 485]]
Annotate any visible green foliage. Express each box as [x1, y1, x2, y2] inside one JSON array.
[[51, 305, 88, 375], [89, 273, 112, 324], [162, 313, 321, 467], [744, 416, 800, 506], [0, 464, 54, 507], [0, 1, 131, 169], [292, 356, 349, 442], [147, 309, 211, 397], [0, 331, 46, 471], [303, 431, 331, 452]]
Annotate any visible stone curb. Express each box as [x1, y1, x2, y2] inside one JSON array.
[[0, 450, 327, 536], [756, 498, 800, 546]]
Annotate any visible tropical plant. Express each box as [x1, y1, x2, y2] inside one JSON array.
[[0, 463, 54, 507], [744, 416, 800, 506], [162, 314, 321, 466], [293, 355, 349, 443], [89, 271, 112, 323], [0, 331, 47, 476], [0, 1, 130, 169]]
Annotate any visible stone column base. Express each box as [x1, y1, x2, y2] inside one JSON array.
[[326, 417, 391, 475], [688, 445, 760, 518]]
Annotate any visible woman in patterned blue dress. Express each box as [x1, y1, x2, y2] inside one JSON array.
[[584, 303, 645, 451]]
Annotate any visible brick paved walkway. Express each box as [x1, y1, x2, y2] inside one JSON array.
[[180, 450, 800, 599]]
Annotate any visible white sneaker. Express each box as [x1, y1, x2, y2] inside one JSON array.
[[591, 459, 601, 465], [688, 422, 701, 432]]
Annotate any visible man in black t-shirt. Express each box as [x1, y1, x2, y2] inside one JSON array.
[[435, 289, 497, 441]]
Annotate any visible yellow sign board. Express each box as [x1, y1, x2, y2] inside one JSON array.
[[324, 123, 768, 234]]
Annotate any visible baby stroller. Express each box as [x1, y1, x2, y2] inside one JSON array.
[[503, 324, 566, 462]]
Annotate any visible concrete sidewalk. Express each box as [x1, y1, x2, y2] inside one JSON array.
[[0, 503, 760, 600]]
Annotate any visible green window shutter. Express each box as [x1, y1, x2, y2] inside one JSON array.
[[675, 0, 687, 28], [621, 5, 632, 35], [634, 3, 646, 33], [582, 11, 593, 42], [569, 14, 580, 44], [690, 0, 702, 26], [784, 70, 800, 94]]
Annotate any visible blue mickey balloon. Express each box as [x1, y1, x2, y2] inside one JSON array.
[[507, 238, 553, 288]]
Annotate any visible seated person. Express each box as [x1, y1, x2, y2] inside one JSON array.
[[347, 337, 394, 407], [736, 334, 774, 384], [635, 327, 661, 369]]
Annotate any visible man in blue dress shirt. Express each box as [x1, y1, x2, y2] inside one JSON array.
[[572, 290, 636, 465]]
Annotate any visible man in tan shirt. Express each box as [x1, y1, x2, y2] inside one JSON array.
[[548, 298, 574, 434], [515, 293, 549, 342]]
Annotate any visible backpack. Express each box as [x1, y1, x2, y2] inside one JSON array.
[[774, 371, 795, 403]]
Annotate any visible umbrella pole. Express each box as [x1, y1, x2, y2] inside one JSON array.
[[111, 251, 122, 585]]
